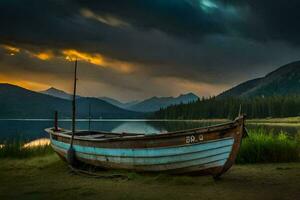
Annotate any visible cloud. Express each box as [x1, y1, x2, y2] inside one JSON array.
[[0, 0, 300, 100]]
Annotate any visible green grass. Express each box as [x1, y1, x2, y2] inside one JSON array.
[[1, 155, 300, 200], [237, 129, 300, 164], [0, 139, 53, 158], [248, 116, 300, 124]]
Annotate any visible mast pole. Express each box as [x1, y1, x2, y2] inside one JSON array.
[[67, 59, 78, 166], [70, 59, 77, 148], [88, 102, 91, 131]]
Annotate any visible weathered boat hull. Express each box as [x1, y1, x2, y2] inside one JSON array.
[[46, 116, 245, 176]]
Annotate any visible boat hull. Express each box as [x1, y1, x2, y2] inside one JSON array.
[[46, 116, 245, 176]]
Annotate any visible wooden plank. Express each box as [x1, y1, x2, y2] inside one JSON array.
[[47, 115, 246, 175]]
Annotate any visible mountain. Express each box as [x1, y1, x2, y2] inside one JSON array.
[[98, 97, 139, 109], [218, 61, 300, 98], [40, 87, 198, 112], [40, 87, 75, 100], [0, 84, 143, 119], [127, 93, 199, 112], [41, 88, 140, 109]]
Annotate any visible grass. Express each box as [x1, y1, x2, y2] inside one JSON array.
[[0, 155, 300, 200], [0, 139, 53, 158], [237, 128, 300, 164], [248, 116, 300, 124]]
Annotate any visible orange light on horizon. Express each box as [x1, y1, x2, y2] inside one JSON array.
[[2, 44, 20, 53], [62, 49, 135, 73], [1, 43, 135, 74], [0, 75, 50, 91], [33, 52, 53, 60], [2, 44, 20, 56], [62, 49, 104, 65]]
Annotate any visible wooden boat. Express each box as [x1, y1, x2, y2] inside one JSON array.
[[45, 115, 246, 177], [46, 60, 247, 177]]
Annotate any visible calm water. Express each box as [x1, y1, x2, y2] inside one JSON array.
[[0, 119, 299, 142]]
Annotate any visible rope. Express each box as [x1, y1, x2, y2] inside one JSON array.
[[68, 165, 130, 180]]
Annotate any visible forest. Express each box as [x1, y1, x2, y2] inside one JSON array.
[[153, 95, 300, 119]]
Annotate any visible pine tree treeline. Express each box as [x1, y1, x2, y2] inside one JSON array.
[[153, 96, 300, 119]]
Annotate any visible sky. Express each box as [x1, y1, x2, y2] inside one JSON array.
[[1, 0, 300, 102]]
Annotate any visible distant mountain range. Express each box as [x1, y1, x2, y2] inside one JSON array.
[[41, 87, 199, 112], [218, 61, 300, 98], [0, 84, 143, 119], [127, 93, 199, 112], [41, 87, 79, 100], [97, 97, 139, 109], [1, 61, 299, 119], [0, 83, 199, 119]]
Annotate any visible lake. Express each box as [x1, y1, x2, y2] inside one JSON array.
[[0, 119, 299, 142]]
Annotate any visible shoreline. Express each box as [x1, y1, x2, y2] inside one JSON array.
[[0, 117, 300, 122]]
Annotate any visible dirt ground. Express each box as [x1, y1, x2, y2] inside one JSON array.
[[0, 155, 299, 200]]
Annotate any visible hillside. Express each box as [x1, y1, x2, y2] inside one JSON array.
[[41, 87, 140, 109], [219, 61, 300, 98], [0, 84, 143, 119], [128, 93, 199, 112], [155, 61, 300, 119], [40, 87, 79, 100]]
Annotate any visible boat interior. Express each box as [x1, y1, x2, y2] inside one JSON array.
[[49, 117, 240, 140]]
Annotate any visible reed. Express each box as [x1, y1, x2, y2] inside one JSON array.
[[0, 139, 53, 158], [237, 128, 300, 163]]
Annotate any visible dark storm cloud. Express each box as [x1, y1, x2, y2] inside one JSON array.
[[1, 0, 300, 99], [1, 0, 300, 49], [77, 0, 300, 44], [76, 0, 229, 38], [219, 0, 300, 44]]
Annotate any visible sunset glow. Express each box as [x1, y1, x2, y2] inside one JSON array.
[[32, 51, 53, 60], [63, 49, 104, 65], [0, 75, 50, 91], [63, 49, 135, 73], [2, 44, 20, 55]]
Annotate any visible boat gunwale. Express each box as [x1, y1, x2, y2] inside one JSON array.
[[45, 116, 244, 142]]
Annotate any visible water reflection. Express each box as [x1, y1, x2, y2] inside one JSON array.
[[111, 121, 163, 134]]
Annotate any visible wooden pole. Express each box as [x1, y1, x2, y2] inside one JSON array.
[[70, 59, 77, 148], [54, 111, 58, 131], [88, 102, 91, 131]]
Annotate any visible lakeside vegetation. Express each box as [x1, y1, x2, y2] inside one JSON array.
[[0, 139, 52, 158], [154, 96, 300, 119], [237, 129, 300, 163], [248, 116, 300, 124]]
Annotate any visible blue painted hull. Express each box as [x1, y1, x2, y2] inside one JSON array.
[[47, 115, 246, 175], [51, 136, 234, 172]]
